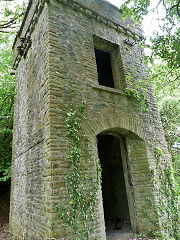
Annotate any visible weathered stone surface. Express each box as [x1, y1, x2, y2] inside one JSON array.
[[10, 0, 171, 239]]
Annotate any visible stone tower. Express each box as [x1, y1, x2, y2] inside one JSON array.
[[10, 0, 171, 239]]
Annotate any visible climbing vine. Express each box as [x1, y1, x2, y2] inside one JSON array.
[[144, 147, 180, 239], [124, 66, 150, 112], [53, 89, 101, 240]]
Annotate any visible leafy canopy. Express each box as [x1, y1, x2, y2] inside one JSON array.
[[0, 0, 27, 181], [121, 0, 180, 183]]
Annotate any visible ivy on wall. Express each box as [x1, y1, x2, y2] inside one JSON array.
[[53, 89, 101, 240], [144, 147, 180, 240], [123, 65, 150, 112]]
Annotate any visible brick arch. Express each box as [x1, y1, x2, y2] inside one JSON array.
[[87, 113, 145, 140], [86, 113, 157, 235]]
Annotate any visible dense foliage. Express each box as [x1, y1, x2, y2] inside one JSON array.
[[151, 62, 180, 184], [0, 34, 14, 182], [0, 1, 26, 181], [122, 0, 180, 183], [121, 1, 180, 238]]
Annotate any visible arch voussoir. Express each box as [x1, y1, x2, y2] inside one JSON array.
[[87, 113, 145, 140]]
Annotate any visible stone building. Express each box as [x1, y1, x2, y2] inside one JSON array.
[[10, 0, 171, 239]]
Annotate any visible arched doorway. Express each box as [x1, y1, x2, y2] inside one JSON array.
[[97, 133, 131, 235]]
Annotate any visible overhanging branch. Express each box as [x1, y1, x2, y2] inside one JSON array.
[[0, 12, 24, 31]]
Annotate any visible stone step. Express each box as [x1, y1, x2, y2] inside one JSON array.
[[106, 231, 151, 240], [107, 231, 134, 240]]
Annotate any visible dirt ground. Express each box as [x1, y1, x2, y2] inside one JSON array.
[[0, 226, 153, 240], [0, 224, 12, 240], [107, 230, 152, 240], [0, 229, 153, 240]]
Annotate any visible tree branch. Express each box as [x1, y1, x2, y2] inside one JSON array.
[[156, 0, 163, 8], [171, 100, 180, 112], [0, 30, 11, 33], [0, 12, 24, 31], [166, 0, 180, 18], [177, 1, 180, 17]]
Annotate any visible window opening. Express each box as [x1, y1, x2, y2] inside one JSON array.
[[94, 48, 115, 88]]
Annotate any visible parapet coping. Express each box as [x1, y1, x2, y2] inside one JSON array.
[[13, 0, 144, 70]]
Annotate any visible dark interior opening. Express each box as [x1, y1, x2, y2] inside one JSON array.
[[97, 134, 131, 233], [94, 48, 115, 88], [0, 180, 10, 228]]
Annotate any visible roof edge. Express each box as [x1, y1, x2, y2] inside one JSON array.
[[12, 0, 33, 49]]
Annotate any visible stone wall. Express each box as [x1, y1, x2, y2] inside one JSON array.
[[10, 0, 171, 239], [10, 3, 53, 239]]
